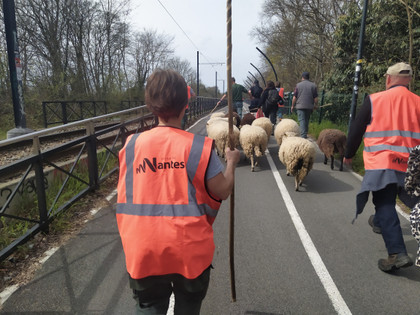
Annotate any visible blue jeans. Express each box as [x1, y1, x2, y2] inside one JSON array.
[[234, 101, 243, 118], [297, 109, 312, 138], [277, 107, 283, 119], [372, 184, 407, 255]]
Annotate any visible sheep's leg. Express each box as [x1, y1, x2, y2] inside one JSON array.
[[251, 154, 255, 172], [323, 155, 328, 165], [330, 155, 334, 170], [295, 177, 300, 191], [339, 156, 344, 171]]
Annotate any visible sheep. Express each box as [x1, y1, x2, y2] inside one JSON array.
[[240, 113, 256, 127], [210, 112, 226, 119], [252, 117, 272, 140], [316, 129, 347, 171], [274, 118, 300, 146], [206, 119, 240, 158], [278, 132, 316, 191], [239, 124, 268, 172]]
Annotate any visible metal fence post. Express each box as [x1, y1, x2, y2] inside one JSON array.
[[318, 90, 325, 124], [86, 121, 99, 190], [62, 102, 68, 124], [42, 102, 48, 128], [33, 136, 49, 233]]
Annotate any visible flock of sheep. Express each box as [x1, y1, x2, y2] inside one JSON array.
[[206, 111, 347, 191]]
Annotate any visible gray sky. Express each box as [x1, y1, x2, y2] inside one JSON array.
[[129, 0, 264, 91]]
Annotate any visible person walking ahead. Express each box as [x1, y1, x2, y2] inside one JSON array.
[[344, 62, 420, 272], [116, 69, 240, 314], [217, 77, 250, 118], [291, 72, 318, 138], [248, 79, 263, 112]]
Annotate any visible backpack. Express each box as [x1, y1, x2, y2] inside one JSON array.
[[266, 89, 281, 109]]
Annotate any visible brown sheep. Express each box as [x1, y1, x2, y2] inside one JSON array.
[[317, 129, 347, 171], [240, 113, 256, 127]]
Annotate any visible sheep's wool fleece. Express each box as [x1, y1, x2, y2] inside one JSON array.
[[317, 129, 347, 157], [274, 119, 300, 145], [239, 125, 268, 158], [279, 137, 316, 175], [252, 117, 272, 139]]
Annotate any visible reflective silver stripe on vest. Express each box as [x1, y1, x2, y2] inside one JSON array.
[[116, 202, 218, 217], [365, 130, 420, 139], [186, 135, 205, 204], [120, 133, 217, 217], [364, 144, 412, 153], [125, 133, 140, 203]]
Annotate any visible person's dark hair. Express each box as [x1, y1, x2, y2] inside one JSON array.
[[275, 81, 281, 88], [265, 80, 275, 91], [254, 80, 259, 85], [302, 72, 310, 80], [145, 69, 188, 122], [232, 77, 236, 82]]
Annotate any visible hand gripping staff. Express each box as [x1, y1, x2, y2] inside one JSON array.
[[226, 0, 236, 302]]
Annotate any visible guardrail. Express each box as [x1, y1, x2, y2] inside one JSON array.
[[0, 97, 220, 262], [42, 100, 108, 128]]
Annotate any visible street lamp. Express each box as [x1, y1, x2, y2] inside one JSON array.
[[256, 47, 278, 82], [250, 63, 266, 87]]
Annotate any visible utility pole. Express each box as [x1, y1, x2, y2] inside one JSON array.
[[3, 0, 32, 138], [196, 51, 224, 97], [348, 0, 369, 133]]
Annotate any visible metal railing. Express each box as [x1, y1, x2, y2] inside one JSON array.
[[42, 100, 108, 127]]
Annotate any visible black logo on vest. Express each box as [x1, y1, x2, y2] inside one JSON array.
[[136, 158, 185, 173], [392, 157, 407, 164]]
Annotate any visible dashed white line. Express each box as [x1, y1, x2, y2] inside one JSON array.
[[266, 150, 352, 315]]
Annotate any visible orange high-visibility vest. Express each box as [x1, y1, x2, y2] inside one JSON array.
[[278, 88, 285, 107], [116, 127, 221, 280], [186, 86, 191, 109], [363, 86, 420, 172]]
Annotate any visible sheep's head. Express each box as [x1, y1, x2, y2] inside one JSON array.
[[282, 131, 299, 141]]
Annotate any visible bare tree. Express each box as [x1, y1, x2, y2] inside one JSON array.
[[129, 29, 174, 90]]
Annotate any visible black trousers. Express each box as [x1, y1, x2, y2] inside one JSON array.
[[129, 266, 211, 315]]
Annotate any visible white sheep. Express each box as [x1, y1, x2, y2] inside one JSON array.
[[274, 118, 300, 146], [239, 124, 268, 172], [316, 129, 347, 171], [251, 117, 272, 140], [206, 119, 240, 158], [278, 132, 316, 191], [210, 112, 226, 119]]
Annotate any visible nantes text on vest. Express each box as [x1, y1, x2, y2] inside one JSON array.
[[136, 157, 186, 173]]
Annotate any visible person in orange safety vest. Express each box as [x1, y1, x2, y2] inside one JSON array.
[[344, 62, 420, 272], [275, 81, 285, 122], [181, 85, 195, 130], [116, 69, 240, 314]]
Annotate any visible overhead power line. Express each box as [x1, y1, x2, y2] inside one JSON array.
[[155, 0, 219, 69]]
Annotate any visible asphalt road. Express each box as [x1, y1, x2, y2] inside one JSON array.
[[1, 110, 419, 315]]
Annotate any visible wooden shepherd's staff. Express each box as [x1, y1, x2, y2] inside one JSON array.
[[226, 0, 236, 302]]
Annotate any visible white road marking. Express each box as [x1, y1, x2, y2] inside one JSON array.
[[266, 150, 352, 315]]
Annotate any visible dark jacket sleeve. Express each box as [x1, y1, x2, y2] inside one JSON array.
[[344, 95, 372, 158], [259, 90, 268, 108]]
